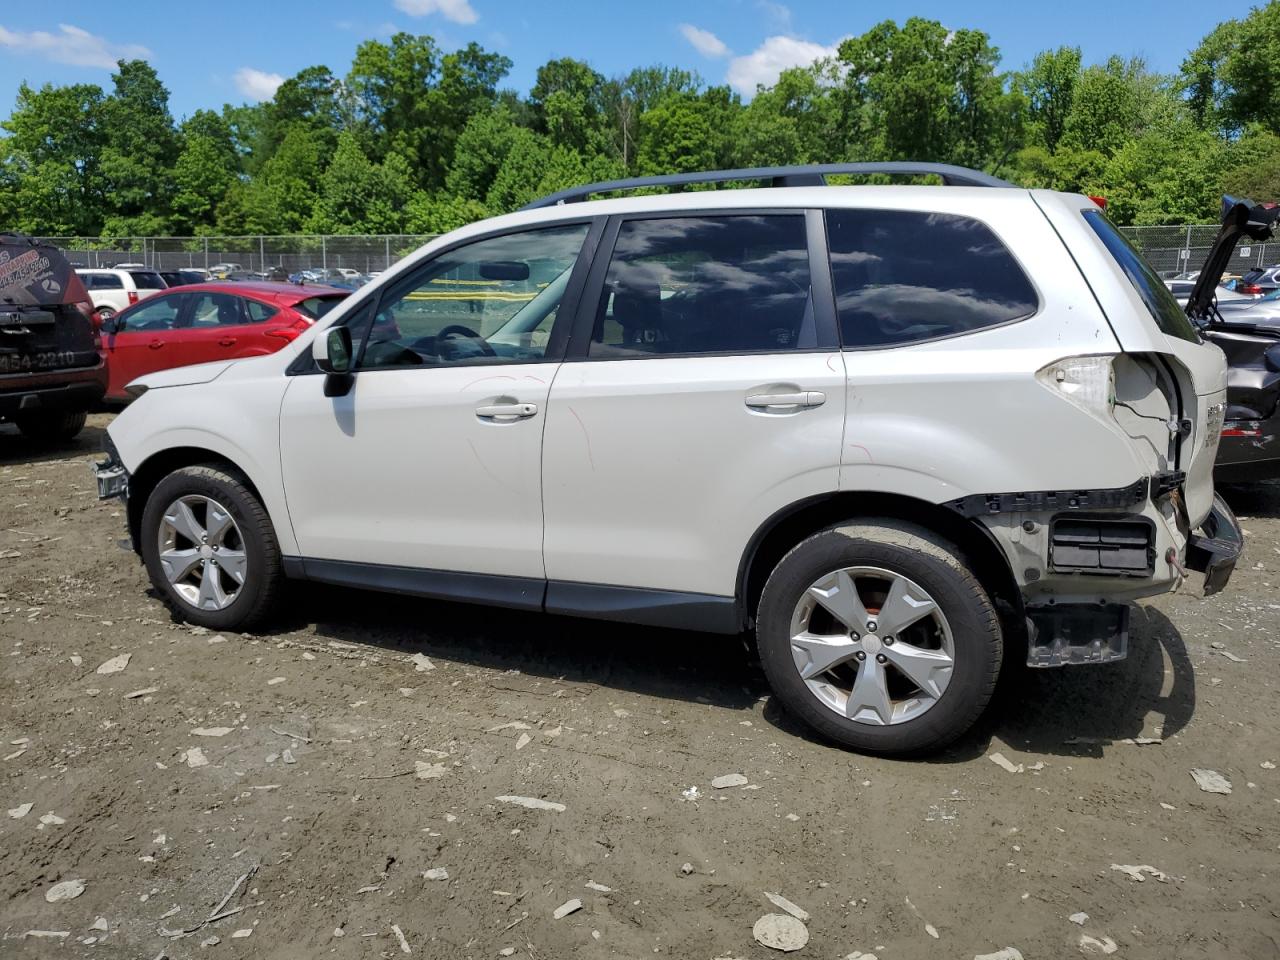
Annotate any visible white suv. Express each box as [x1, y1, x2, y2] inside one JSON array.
[[95, 163, 1248, 755], [76, 267, 167, 319]]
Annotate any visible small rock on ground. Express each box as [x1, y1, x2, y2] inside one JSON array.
[[1191, 768, 1232, 794], [711, 773, 749, 789], [553, 898, 582, 919], [44, 879, 86, 903], [752, 913, 809, 952]]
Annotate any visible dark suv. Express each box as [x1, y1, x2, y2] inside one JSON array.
[[0, 234, 106, 441]]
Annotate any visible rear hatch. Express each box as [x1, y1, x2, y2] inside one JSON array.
[[1034, 194, 1259, 527], [0, 234, 99, 375]]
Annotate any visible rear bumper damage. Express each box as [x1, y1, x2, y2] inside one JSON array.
[[1184, 493, 1243, 597], [957, 478, 1240, 666]]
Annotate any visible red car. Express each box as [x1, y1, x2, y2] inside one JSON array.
[[102, 282, 348, 401]]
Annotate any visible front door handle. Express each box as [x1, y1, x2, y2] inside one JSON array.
[[745, 391, 825, 410], [476, 402, 538, 420], [218, 337, 237, 347], [148, 340, 164, 350]]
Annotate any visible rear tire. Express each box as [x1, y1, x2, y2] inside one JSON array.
[[756, 519, 1002, 756], [141, 464, 282, 630], [15, 409, 88, 442]]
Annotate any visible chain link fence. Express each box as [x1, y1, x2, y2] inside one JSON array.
[[33, 235, 441, 276], [1118, 225, 1272, 277], [32, 226, 1277, 280]]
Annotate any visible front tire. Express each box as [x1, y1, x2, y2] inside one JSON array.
[[15, 409, 88, 442], [756, 520, 1002, 756], [141, 464, 282, 630]]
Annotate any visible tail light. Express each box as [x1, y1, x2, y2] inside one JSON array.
[[264, 317, 310, 343], [1221, 421, 1262, 438], [127, 291, 139, 304], [1238, 283, 1263, 295], [1088, 195, 1107, 209], [1036, 355, 1116, 422]]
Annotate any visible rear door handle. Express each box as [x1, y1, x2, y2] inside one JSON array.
[[218, 337, 237, 347], [476, 402, 538, 420], [745, 391, 826, 409]]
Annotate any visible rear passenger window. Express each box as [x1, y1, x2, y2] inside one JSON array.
[[589, 215, 814, 357], [244, 299, 279, 322], [827, 210, 1038, 348]]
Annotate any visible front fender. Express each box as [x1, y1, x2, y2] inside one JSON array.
[[108, 377, 295, 555]]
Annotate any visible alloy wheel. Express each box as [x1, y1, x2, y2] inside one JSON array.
[[156, 495, 248, 611], [788, 565, 954, 725]]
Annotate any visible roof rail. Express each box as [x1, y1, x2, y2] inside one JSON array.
[[521, 162, 1012, 210]]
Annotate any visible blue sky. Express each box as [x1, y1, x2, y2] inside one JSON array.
[[0, 0, 1259, 120]]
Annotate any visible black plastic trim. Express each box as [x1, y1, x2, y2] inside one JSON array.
[[1048, 514, 1156, 577], [280, 558, 744, 632], [294, 557, 546, 611], [944, 478, 1149, 518], [1185, 493, 1244, 596], [522, 162, 1013, 209], [545, 581, 743, 634]]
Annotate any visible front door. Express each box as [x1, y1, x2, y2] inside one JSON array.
[[105, 292, 188, 399], [278, 221, 597, 591], [542, 212, 847, 602]]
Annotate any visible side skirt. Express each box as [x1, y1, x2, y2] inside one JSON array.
[[279, 560, 742, 634], [282, 557, 744, 634]]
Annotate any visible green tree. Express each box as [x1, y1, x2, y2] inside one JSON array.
[[0, 81, 106, 235], [1015, 46, 1081, 152], [252, 124, 327, 232], [1191, 3, 1280, 132], [308, 132, 415, 233], [836, 18, 1008, 167], [529, 58, 611, 156], [347, 34, 509, 190], [98, 60, 180, 235]]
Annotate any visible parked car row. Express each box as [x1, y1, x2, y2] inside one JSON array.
[[91, 164, 1268, 756]]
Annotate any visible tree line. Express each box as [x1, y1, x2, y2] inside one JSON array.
[[3, 4, 1280, 238]]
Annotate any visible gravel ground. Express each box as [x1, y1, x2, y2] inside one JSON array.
[[1, 413, 1278, 959]]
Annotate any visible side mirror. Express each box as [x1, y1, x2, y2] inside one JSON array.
[[313, 326, 353, 374], [479, 260, 530, 282]]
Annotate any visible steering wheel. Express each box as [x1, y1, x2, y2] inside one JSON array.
[[436, 324, 496, 357]]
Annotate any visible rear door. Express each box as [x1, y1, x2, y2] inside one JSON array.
[[541, 211, 846, 609], [171, 290, 258, 367], [105, 293, 188, 398]]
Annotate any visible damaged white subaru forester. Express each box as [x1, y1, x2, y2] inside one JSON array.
[[96, 163, 1263, 755]]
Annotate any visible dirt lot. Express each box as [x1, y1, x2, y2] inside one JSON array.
[[1, 412, 1278, 960]]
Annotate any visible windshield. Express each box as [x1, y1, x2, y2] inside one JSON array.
[[1083, 210, 1199, 343]]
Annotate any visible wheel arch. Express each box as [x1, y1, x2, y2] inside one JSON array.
[[126, 447, 270, 555], [737, 491, 1022, 628]]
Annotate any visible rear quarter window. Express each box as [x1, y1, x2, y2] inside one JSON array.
[[129, 271, 166, 290], [294, 295, 348, 320], [826, 209, 1038, 348], [1082, 210, 1199, 344]]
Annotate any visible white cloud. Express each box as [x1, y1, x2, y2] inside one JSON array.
[[679, 23, 728, 59], [393, 0, 478, 24], [757, 1, 792, 28], [0, 23, 150, 70], [727, 35, 839, 96], [233, 67, 285, 101]]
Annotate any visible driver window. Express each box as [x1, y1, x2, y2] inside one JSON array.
[[121, 295, 184, 332], [355, 223, 590, 370]]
